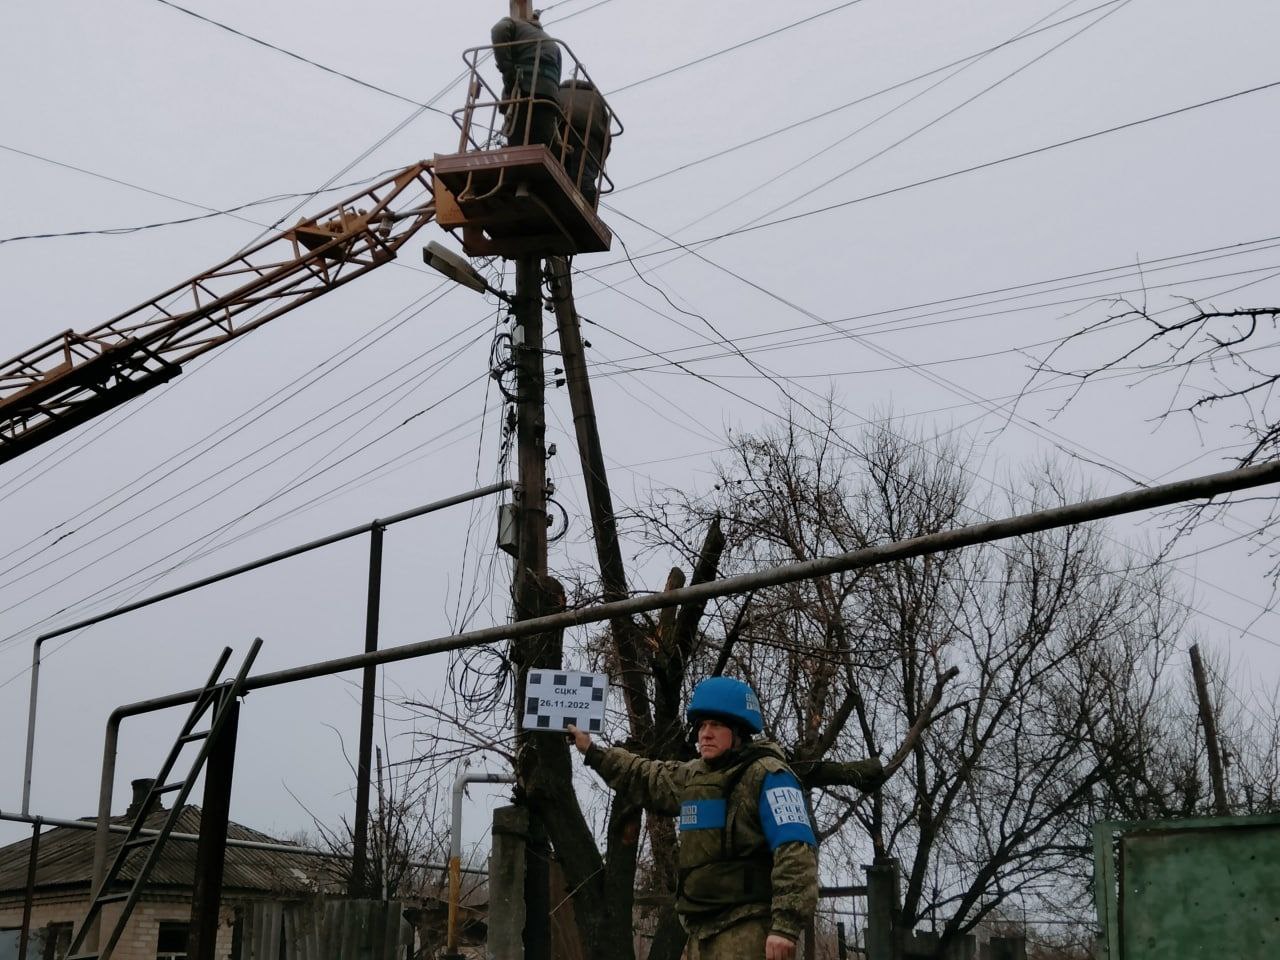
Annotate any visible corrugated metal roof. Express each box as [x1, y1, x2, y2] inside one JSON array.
[[0, 805, 342, 896]]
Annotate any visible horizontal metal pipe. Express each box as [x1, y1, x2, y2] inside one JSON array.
[[0, 809, 487, 875], [21, 481, 509, 815], [85, 457, 1280, 901], [452, 773, 515, 861], [107, 456, 1280, 722], [34, 481, 511, 645]]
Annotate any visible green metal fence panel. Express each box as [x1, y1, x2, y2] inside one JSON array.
[[1094, 813, 1280, 959]]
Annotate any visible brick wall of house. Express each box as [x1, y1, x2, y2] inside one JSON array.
[[0, 893, 236, 959]]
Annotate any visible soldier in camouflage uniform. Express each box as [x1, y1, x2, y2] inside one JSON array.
[[569, 677, 819, 960]]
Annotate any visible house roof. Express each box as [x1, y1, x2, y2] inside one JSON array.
[[0, 806, 341, 897]]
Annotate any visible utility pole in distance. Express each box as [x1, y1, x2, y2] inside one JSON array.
[[1189, 644, 1230, 815]]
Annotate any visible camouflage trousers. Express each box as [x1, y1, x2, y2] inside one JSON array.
[[685, 917, 770, 960]]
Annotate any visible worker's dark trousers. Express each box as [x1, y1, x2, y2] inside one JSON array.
[[505, 97, 561, 152]]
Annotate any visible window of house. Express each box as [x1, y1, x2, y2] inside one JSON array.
[[155, 921, 189, 960], [0, 922, 72, 960], [41, 923, 72, 960]]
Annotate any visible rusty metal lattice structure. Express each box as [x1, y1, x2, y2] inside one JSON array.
[[433, 39, 621, 257], [1093, 813, 1280, 958], [0, 34, 623, 467], [0, 164, 436, 466]]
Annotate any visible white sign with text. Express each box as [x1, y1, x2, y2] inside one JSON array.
[[521, 669, 609, 733]]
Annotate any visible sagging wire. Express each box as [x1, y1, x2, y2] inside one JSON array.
[[492, 302, 519, 482], [546, 496, 571, 544], [0, 165, 410, 246]]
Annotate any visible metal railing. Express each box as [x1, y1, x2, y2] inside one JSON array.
[[449, 39, 623, 207]]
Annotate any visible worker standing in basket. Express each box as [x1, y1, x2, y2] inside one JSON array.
[[558, 78, 611, 205], [490, 10, 563, 150], [569, 677, 821, 960]]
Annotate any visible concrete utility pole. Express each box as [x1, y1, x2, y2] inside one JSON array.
[[513, 258, 550, 585], [546, 258, 652, 738], [510, 0, 534, 19], [1189, 644, 1230, 815], [864, 858, 903, 960], [511, 252, 553, 960]]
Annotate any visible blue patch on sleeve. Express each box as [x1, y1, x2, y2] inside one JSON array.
[[680, 798, 727, 831], [758, 771, 816, 849]]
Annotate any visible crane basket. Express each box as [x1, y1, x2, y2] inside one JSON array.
[[433, 38, 622, 258]]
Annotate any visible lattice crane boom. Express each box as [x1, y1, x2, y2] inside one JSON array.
[[0, 162, 437, 466], [0, 32, 620, 469]]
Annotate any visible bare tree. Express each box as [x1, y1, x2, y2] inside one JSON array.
[[385, 395, 1278, 958], [1030, 294, 1280, 569], [291, 736, 489, 958], [636, 406, 1274, 954]]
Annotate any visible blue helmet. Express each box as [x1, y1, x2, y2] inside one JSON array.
[[686, 677, 763, 734]]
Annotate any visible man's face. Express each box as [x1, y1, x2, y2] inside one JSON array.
[[696, 718, 736, 761]]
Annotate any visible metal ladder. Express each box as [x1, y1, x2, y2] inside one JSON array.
[[67, 638, 262, 960]]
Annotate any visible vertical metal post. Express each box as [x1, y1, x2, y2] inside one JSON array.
[[84, 717, 122, 952], [1189, 644, 1229, 815], [512, 254, 551, 960], [350, 524, 386, 895], [376, 746, 388, 902], [18, 818, 42, 960], [1093, 821, 1120, 960], [837, 921, 849, 960], [21, 643, 42, 814], [188, 697, 239, 960]]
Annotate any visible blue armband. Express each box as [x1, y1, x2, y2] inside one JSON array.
[[758, 771, 817, 849]]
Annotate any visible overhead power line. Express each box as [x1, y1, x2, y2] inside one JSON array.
[[571, 212, 1280, 634], [0, 362, 493, 648], [607, 198, 1280, 555], [578, 232, 1280, 351], [0, 160, 405, 246], [0, 313, 489, 615], [149, 0, 452, 114], [617, 0, 1129, 194], [589, 78, 1280, 281], [0, 142, 257, 223], [739, 0, 1135, 232], [591, 259, 1280, 377], [581, 307, 1280, 651], [607, 0, 869, 95], [657, 79, 1280, 254], [10, 5, 1269, 675]]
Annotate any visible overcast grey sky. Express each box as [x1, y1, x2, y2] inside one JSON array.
[[2, 0, 1279, 850]]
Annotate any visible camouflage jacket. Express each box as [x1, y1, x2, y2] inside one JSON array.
[[585, 740, 818, 941]]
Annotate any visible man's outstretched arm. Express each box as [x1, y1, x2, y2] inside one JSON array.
[[568, 725, 686, 816]]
